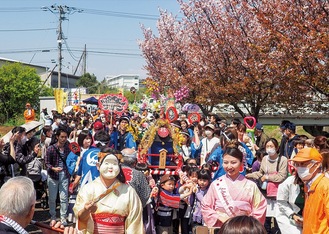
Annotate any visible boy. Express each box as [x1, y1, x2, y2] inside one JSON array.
[[156, 174, 193, 234]]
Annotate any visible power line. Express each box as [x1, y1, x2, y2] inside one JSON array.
[[78, 8, 159, 20], [0, 6, 161, 20], [0, 28, 56, 32], [0, 48, 141, 57], [0, 7, 41, 12], [63, 37, 80, 61]]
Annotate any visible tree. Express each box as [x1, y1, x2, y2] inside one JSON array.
[[140, 0, 328, 119], [40, 86, 54, 97], [0, 62, 42, 121], [76, 73, 99, 94], [124, 87, 148, 104]]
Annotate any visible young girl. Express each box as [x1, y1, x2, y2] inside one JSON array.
[[192, 169, 212, 226]]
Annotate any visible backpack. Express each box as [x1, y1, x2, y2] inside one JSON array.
[[26, 157, 42, 182]]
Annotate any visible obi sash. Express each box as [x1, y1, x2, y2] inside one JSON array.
[[92, 213, 126, 234]]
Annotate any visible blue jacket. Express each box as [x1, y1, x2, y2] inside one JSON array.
[[109, 131, 136, 150], [208, 146, 225, 181]]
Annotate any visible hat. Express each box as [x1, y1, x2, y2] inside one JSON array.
[[205, 124, 215, 130], [160, 174, 175, 184], [171, 120, 181, 129], [45, 119, 52, 126], [290, 148, 322, 162], [285, 122, 296, 132], [51, 108, 57, 112], [119, 115, 130, 123], [25, 103, 31, 107], [93, 121, 104, 130], [180, 130, 190, 137], [255, 123, 263, 130], [280, 124, 287, 130]]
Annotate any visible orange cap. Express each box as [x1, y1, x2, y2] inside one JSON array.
[[290, 148, 322, 162]]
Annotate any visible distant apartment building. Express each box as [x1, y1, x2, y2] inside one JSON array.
[[105, 74, 139, 90]]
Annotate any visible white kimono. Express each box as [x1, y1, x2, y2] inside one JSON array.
[[73, 177, 144, 234]]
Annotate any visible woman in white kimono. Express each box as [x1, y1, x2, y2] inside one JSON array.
[[73, 148, 144, 234], [201, 141, 267, 228], [276, 173, 304, 234]]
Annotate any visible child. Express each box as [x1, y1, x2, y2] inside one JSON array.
[[155, 174, 193, 234], [305, 138, 314, 148], [252, 149, 266, 173], [191, 169, 212, 226], [290, 139, 305, 159], [178, 166, 199, 234]]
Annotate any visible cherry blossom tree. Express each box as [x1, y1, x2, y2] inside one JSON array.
[[139, 0, 329, 119]]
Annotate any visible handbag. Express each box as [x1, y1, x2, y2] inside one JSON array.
[[266, 180, 280, 197], [264, 156, 282, 198]]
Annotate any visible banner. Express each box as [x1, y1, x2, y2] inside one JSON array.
[[54, 88, 65, 114], [166, 106, 179, 123], [98, 94, 128, 115], [188, 113, 201, 124]]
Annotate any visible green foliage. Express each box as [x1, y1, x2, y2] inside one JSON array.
[[264, 126, 313, 141], [124, 87, 147, 103], [97, 79, 118, 94], [40, 86, 54, 96], [0, 62, 41, 122], [76, 73, 99, 94], [124, 88, 146, 103], [3, 116, 25, 127]]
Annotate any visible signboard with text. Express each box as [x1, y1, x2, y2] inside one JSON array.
[[98, 94, 128, 115]]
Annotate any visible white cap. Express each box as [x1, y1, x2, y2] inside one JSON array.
[[45, 119, 52, 126]]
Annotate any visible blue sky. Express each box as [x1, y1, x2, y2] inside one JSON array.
[[0, 0, 181, 81]]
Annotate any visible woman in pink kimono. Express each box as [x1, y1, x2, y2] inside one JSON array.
[[201, 141, 267, 228], [73, 148, 144, 234]]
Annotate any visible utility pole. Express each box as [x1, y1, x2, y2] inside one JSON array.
[[57, 6, 64, 89], [42, 5, 82, 88], [73, 44, 86, 76], [83, 44, 87, 75]]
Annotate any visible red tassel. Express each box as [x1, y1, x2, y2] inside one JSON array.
[[239, 164, 244, 173]]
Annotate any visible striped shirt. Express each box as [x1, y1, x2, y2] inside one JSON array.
[[0, 215, 28, 234]]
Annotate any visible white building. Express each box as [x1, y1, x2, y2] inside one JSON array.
[[105, 74, 139, 90]]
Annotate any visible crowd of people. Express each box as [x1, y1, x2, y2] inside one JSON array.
[[0, 105, 328, 234]]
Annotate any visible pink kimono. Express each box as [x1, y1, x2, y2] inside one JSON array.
[[201, 174, 267, 227]]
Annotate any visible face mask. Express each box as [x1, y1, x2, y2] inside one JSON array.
[[297, 163, 317, 180], [266, 148, 276, 156], [99, 155, 120, 179], [21, 136, 27, 145], [56, 119, 61, 124], [71, 124, 75, 128], [200, 121, 205, 127], [204, 130, 212, 136]]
